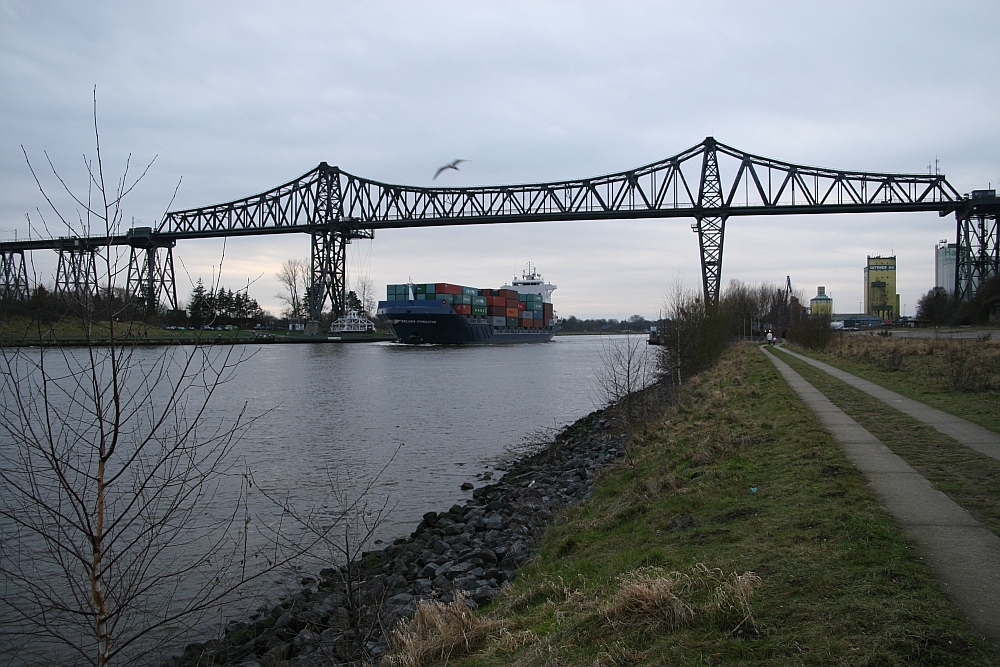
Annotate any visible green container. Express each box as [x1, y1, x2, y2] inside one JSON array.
[[472, 306, 487, 316], [423, 284, 436, 293], [413, 285, 426, 294], [462, 286, 478, 296], [472, 295, 487, 306], [507, 317, 519, 327]]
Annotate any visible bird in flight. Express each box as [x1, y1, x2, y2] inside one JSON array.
[[434, 159, 468, 180]]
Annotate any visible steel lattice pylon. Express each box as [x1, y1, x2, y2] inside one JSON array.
[[54, 241, 99, 308], [1, 250, 29, 301], [309, 168, 373, 320], [953, 192, 1000, 301], [126, 243, 178, 315], [693, 138, 727, 309]]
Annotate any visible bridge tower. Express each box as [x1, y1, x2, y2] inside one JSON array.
[[53, 239, 100, 308], [954, 190, 1000, 301], [1, 250, 30, 302], [693, 137, 727, 309], [308, 164, 373, 321], [125, 227, 178, 316]]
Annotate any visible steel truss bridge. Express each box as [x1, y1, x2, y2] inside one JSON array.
[[2, 137, 997, 318]]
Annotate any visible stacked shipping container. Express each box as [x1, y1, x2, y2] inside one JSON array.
[[385, 282, 554, 328]]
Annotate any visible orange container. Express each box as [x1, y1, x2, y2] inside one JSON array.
[[453, 304, 472, 315], [505, 307, 519, 318]]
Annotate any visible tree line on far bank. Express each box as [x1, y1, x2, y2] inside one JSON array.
[[916, 276, 1000, 326], [558, 314, 654, 333]]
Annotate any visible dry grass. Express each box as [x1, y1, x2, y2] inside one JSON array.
[[603, 564, 761, 634], [825, 333, 1000, 391], [591, 641, 645, 666], [383, 593, 506, 667], [385, 564, 760, 667], [603, 569, 693, 631]]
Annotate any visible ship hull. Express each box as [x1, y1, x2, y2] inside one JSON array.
[[378, 300, 558, 345]]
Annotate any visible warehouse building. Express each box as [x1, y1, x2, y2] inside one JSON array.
[[864, 255, 900, 321], [935, 240, 958, 294], [810, 286, 833, 316]]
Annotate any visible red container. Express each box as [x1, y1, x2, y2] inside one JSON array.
[[516, 301, 526, 311], [505, 307, 519, 318], [500, 289, 518, 299], [435, 283, 461, 295], [453, 303, 472, 315], [543, 303, 553, 315]]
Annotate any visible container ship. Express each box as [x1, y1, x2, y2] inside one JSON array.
[[377, 267, 559, 344]]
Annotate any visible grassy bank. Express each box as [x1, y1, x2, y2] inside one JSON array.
[[384, 343, 998, 666]]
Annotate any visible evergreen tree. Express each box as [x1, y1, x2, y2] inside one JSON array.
[[188, 279, 212, 326], [346, 290, 364, 313]]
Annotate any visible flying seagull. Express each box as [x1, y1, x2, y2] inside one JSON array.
[[434, 159, 468, 180]]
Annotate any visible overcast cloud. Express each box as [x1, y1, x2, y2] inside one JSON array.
[[2, 0, 998, 319]]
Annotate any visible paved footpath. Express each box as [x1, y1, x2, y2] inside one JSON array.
[[762, 346, 1000, 642], [772, 346, 1000, 462]]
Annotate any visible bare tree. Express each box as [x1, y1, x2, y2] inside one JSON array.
[[256, 449, 400, 664], [353, 275, 377, 317], [593, 334, 660, 437], [0, 94, 305, 667], [275, 259, 308, 321]]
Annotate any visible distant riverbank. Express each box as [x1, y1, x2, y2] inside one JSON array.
[[0, 316, 394, 347]]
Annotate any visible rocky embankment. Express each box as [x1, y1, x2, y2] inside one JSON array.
[[167, 409, 626, 667]]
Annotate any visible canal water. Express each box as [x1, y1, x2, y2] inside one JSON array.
[[1, 335, 625, 664]]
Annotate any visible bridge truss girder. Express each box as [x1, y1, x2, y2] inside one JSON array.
[[1, 250, 30, 301], [157, 137, 964, 310]]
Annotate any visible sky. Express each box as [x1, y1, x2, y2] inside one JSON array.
[[2, 1, 998, 320]]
